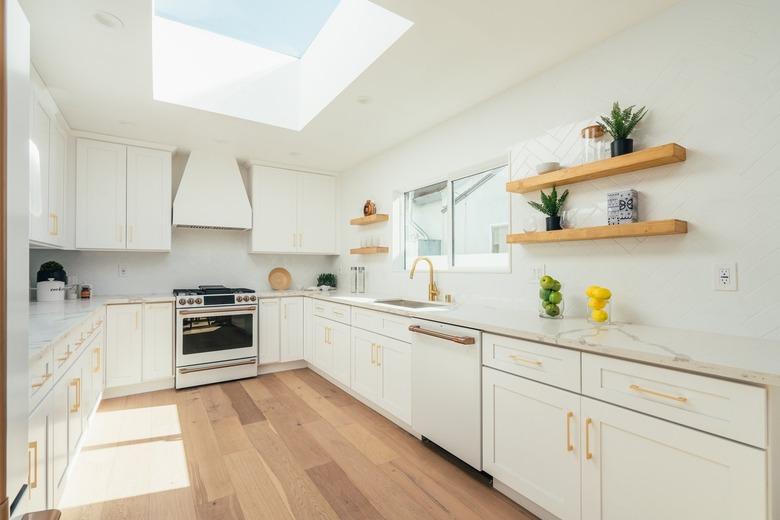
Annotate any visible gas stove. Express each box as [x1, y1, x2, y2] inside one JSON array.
[[173, 285, 257, 308]]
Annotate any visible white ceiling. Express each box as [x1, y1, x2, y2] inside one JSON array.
[[21, 0, 678, 172]]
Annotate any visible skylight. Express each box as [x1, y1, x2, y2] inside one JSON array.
[[152, 0, 413, 131], [154, 0, 341, 58]]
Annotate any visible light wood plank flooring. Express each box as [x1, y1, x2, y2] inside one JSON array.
[[60, 368, 535, 520]]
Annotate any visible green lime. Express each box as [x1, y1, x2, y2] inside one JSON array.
[[551, 280, 561, 292], [539, 276, 555, 290], [544, 303, 560, 317], [548, 291, 562, 304], [539, 288, 552, 301]]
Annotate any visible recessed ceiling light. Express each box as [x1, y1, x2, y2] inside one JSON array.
[[94, 11, 124, 30], [356, 96, 372, 105]]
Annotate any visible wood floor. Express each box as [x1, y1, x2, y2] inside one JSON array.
[[59, 368, 535, 520]]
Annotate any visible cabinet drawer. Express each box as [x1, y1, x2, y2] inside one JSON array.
[[352, 307, 412, 343], [582, 354, 767, 448], [482, 333, 580, 392], [311, 300, 351, 325], [29, 347, 54, 404]]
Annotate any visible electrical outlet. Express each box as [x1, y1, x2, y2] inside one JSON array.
[[529, 264, 546, 285], [118, 264, 128, 278], [714, 263, 737, 291]]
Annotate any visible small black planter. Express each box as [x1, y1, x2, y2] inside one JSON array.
[[546, 216, 562, 231], [610, 138, 634, 157]]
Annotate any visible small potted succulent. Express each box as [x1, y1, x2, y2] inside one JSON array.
[[317, 273, 337, 289], [37, 260, 67, 283], [598, 101, 648, 157], [528, 186, 569, 231]]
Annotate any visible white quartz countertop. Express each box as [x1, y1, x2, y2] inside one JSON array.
[[307, 293, 780, 386], [29, 295, 174, 357]]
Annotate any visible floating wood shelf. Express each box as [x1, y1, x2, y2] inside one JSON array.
[[506, 219, 688, 244], [350, 214, 389, 225], [350, 246, 389, 254], [506, 143, 687, 194]]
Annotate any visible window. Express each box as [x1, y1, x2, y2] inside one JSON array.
[[403, 162, 509, 271]]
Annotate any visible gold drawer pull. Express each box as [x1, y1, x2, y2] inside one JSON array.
[[509, 354, 543, 367], [629, 384, 688, 403], [31, 372, 52, 390], [28, 441, 38, 493], [70, 378, 81, 413], [565, 411, 574, 452], [57, 351, 72, 363], [585, 418, 593, 460], [93, 347, 101, 373]]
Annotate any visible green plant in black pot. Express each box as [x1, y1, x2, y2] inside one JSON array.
[[528, 186, 569, 231], [598, 101, 647, 157], [317, 273, 337, 288], [37, 261, 67, 283]]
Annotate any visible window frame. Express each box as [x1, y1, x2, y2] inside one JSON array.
[[394, 155, 512, 274]]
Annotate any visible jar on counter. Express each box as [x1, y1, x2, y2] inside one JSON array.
[[79, 284, 92, 299], [581, 124, 606, 163]]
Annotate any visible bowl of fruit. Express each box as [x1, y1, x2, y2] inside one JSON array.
[[538, 275, 564, 319], [585, 285, 612, 324]]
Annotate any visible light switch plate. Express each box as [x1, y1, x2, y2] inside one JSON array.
[[118, 264, 128, 278], [714, 262, 737, 291]]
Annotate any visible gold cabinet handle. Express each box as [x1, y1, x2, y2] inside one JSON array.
[[57, 350, 72, 363], [48, 213, 57, 235], [70, 378, 81, 413], [128, 224, 134, 243], [31, 372, 52, 390], [93, 347, 101, 373], [566, 411, 574, 452], [629, 384, 688, 403], [28, 441, 38, 494], [585, 418, 593, 460], [509, 354, 543, 367]]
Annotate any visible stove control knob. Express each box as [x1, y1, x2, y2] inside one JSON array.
[[187, 298, 195, 305], [178, 298, 186, 305], [239, 296, 247, 302], [250, 295, 256, 301], [195, 298, 202, 304]]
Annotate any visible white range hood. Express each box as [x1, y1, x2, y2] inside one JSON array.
[[173, 151, 252, 230]]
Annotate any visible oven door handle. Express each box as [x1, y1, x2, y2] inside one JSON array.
[[179, 306, 257, 316], [179, 358, 257, 374]]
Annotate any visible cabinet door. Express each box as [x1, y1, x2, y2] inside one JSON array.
[[27, 398, 49, 512], [250, 166, 299, 253], [330, 322, 350, 387], [142, 302, 173, 381], [47, 123, 67, 246], [29, 98, 50, 243], [350, 329, 379, 401], [280, 297, 303, 362], [67, 361, 84, 458], [297, 173, 336, 254], [581, 396, 766, 520], [259, 299, 281, 364], [51, 372, 69, 498], [312, 317, 332, 373], [105, 304, 143, 388], [376, 337, 412, 424], [126, 146, 171, 251], [75, 139, 127, 249], [483, 367, 581, 520]]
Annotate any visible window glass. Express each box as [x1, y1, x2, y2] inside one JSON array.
[[404, 180, 448, 269], [452, 165, 509, 268]]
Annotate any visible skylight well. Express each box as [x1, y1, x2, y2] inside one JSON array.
[[152, 0, 413, 131]]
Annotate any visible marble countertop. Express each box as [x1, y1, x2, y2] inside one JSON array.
[[309, 292, 780, 386]]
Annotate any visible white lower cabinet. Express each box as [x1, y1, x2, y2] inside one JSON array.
[[350, 327, 412, 424], [27, 397, 50, 513], [303, 297, 314, 362], [106, 302, 173, 389], [580, 396, 766, 520], [66, 359, 85, 458], [259, 299, 281, 364], [483, 367, 581, 520], [313, 316, 350, 386], [51, 368, 69, 501], [281, 297, 304, 362]]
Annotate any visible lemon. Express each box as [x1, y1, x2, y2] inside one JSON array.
[[591, 309, 608, 322], [593, 287, 612, 300], [585, 285, 600, 298], [587, 297, 606, 309]]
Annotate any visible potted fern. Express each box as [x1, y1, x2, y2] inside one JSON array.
[[598, 101, 648, 157], [528, 186, 569, 231]]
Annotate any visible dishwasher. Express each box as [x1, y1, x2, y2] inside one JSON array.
[[410, 319, 483, 471]]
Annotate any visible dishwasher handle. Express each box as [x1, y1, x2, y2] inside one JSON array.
[[408, 325, 476, 345]]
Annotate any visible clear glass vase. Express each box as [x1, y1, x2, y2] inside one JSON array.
[[586, 298, 612, 324], [539, 295, 564, 319]]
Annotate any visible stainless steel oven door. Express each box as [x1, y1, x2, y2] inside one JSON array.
[[176, 305, 258, 367]]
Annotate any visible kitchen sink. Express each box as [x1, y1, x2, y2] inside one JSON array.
[[374, 299, 448, 310]]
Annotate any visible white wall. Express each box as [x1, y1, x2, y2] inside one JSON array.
[[338, 0, 780, 341], [30, 152, 337, 294]]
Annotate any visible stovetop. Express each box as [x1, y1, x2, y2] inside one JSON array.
[[173, 285, 255, 296]]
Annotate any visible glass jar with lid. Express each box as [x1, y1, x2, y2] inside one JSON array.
[[580, 124, 606, 163]]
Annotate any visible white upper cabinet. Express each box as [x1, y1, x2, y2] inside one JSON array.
[[29, 97, 51, 244], [250, 165, 336, 254], [126, 146, 172, 251], [76, 138, 171, 251], [48, 124, 67, 246]]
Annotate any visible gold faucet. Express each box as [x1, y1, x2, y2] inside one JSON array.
[[409, 256, 439, 302]]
